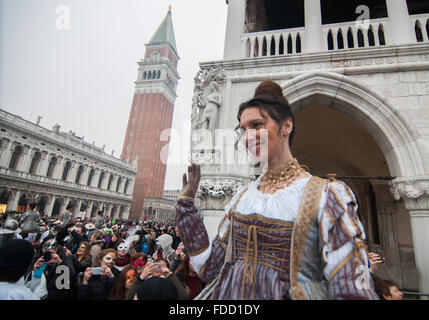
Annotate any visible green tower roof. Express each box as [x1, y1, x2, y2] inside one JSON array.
[[148, 9, 178, 55]]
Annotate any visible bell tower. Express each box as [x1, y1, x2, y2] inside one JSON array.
[[121, 8, 180, 219]]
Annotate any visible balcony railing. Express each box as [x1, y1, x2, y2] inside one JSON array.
[[241, 27, 305, 58], [322, 18, 390, 51], [411, 13, 429, 43], [239, 14, 429, 59]]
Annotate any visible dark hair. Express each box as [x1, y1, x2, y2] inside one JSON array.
[[28, 202, 37, 210], [0, 267, 24, 283], [236, 80, 295, 147], [76, 225, 86, 234], [107, 264, 136, 300], [374, 278, 398, 299], [174, 254, 203, 294], [66, 204, 73, 210], [97, 210, 103, 216], [92, 230, 104, 241]]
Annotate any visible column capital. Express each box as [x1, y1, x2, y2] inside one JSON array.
[[390, 176, 429, 211]]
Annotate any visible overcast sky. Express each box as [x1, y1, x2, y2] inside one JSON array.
[[0, 0, 228, 190]]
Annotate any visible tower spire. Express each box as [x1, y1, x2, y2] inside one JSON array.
[[147, 7, 178, 56]]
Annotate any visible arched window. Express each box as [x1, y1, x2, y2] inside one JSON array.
[[287, 35, 293, 54], [254, 37, 259, 57], [9, 145, 23, 170], [415, 20, 423, 42], [98, 171, 105, 189], [148, 71, 152, 79], [279, 36, 284, 55], [246, 38, 251, 57], [378, 25, 386, 46], [262, 37, 267, 56], [87, 168, 95, 186], [327, 30, 334, 50], [368, 27, 375, 46], [157, 71, 161, 79], [337, 29, 344, 49], [116, 177, 122, 192], [75, 165, 84, 184], [62, 161, 71, 181], [347, 28, 354, 48], [143, 71, 147, 80], [357, 29, 365, 47], [46, 156, 57, 178], [296, 34, 301, 53], [270, 36, 276, 56], [107, 174, 114, 191], [29, 151, 41, 174]]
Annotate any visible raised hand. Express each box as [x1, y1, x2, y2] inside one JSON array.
[[180, 163, 201, 199]]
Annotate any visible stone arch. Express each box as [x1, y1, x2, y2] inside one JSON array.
[[281, 71, 425, 178]]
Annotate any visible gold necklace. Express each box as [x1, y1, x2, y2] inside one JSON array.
[[258, 158, 303, 193]]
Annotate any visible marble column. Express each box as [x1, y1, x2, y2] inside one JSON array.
[[37, 151, 50, 177], [74, 199, 84, 217], [59, 197, 69, 216], [67, 161, 78, 183], [6, 190, 21, 212], [44, 195, 56, 217], [223, 0, 246, 60], [52, 157, 64, 180], [304, 0, 323, 53], [0, 139, 12, 168], [391, 179, 429, 299], [19, 145, 33, 173], [386, 0, 414, 45]]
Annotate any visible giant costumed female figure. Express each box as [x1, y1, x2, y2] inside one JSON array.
[[175, 80, 378, 300]]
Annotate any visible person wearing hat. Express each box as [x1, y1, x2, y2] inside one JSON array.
[[0, 239, 39, 300], [3, 218, 23, 240]]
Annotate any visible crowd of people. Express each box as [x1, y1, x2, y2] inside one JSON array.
[[0, 203, 206, 300], [0, 201, 404, 300], [0, 79, 410, 300]]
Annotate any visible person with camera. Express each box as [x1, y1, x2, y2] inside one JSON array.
[[126, 259, 189, 300], [169, 242, 186, 273], [77, 248, 117, 300], [27, 235, 77, 300]]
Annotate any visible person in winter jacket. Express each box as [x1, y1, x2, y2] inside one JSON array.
[[77, 248, 117, 300], [152, 233, 175, 266], [89, 231, 104, 267], [27, 235, 77, 300], [70, 241, 91, 274]]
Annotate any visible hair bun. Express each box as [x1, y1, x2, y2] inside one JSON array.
[[254, 80, 284, 99]]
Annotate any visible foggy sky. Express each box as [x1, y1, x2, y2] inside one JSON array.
[[0, 0, 228, 190]]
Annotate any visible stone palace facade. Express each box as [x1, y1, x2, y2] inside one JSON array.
[[191, 0, 429, 294], [0, 109, 137, 220]]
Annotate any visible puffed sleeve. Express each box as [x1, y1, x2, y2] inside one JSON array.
[[175, 198, 227, 283], [319, 181, 379, 300], [174, 186, 247, 283]]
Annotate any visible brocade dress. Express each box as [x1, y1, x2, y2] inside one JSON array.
[[175, 174, 379, 300]]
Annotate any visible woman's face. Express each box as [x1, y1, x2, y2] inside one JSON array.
[[102, 252, 116, 268], [76, 244, 87, 256], [112, 235, 118, 242], [239, 107, 291, 163]]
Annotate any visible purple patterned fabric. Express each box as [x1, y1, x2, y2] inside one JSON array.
[[175, 199, 210, 257], [323, 185, 379, 300]]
